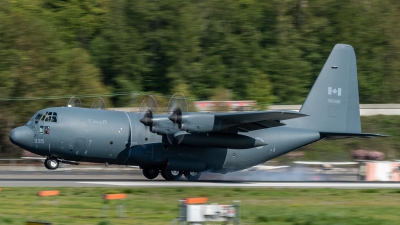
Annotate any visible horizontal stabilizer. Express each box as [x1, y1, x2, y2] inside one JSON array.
[[320, 132, 388, 140]]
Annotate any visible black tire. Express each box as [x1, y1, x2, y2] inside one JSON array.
[[161, 171, 169, 180], [142, 168, 159, 179], [45, 158, 59, 170], [164, 170, 182, 180], [184, 171, 201, 181], [44, 159, 50, 170]]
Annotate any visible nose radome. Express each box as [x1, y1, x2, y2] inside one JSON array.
[[9, 126, 34, 149]]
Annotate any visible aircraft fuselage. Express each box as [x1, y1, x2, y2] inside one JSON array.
[[11, 107, 320, 173]]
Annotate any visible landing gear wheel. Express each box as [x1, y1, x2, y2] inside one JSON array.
[[163, 170, 182, 180], [44, 158, 59, 170], [161, 171, 169, 180], [142, 168, 159, 180], [184, 171, 201, 181]]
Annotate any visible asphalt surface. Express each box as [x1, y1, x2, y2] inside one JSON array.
[[1, 168, 400, 188]]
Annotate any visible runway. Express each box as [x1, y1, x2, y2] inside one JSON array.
[[2, 180, 400, 188], [1, 170, 400, 188]]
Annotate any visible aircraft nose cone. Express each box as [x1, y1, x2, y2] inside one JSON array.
[[9, 126, 34, 149]]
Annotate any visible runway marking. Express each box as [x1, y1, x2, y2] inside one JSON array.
[[78, 181, 400, 188]]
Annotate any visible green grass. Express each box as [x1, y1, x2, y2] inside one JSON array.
[[0, 187, 399, 224]]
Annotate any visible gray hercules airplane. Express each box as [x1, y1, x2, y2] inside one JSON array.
[[9, 44, 385, 181]]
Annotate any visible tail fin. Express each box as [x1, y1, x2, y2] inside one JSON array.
[[297, 44, 361, 133]]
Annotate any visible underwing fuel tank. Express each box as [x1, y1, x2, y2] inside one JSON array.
[[174, 133, 267, 149]]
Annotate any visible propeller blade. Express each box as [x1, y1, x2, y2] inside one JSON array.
[[167, 92, 188, 113], [166, 92, 188, 144], [91, 97, 106, 109], [138, 95, 158, 126], [67, 96, 82, 107]]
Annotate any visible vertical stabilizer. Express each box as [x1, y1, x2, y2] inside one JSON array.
[[294, 44, 361, 133]]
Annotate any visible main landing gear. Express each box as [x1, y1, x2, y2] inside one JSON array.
[[142, 168, 159, 179], [141, 168, 202, 181], [44, 158, 59, 170]]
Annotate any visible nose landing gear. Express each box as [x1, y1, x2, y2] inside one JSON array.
[[44, 158, 59, 170]]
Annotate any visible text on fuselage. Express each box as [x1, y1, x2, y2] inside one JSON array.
[[88, 119, 108, 124]]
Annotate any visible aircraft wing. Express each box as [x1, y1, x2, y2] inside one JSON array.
[[215, 111, 308, 132]]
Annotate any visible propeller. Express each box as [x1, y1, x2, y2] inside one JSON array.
[[90, 97, 106, 109], [67, 96, 82, 107], [166, 92, 188, 144], [138, 95, 158, 132]]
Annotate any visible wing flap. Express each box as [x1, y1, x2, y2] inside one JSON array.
[[320, 132, 388, 140], [213, 111, 306, 132], [215, 111, 308, 124]]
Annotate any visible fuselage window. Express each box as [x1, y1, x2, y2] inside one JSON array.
[[39, 126, 44, 134]]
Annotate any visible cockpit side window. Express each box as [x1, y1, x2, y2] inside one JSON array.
[[35, 114, 42, 120], [34, 113, 43, 124]]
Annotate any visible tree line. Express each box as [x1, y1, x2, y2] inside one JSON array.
[[1, 0, 400, 156]]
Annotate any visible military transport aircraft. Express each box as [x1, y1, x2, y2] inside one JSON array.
[[9, 44, 385, 181]]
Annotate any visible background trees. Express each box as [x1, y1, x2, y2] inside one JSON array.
[[2, 0, 400, 157]]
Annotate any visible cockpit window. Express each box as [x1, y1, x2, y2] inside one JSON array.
[[51, 112, 57, 122], [40, 113, 47, 121], [39, 112, 58, 122], [35, 114, 43, 120]]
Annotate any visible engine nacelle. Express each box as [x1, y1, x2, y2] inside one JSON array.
[[150, 116, 181, 135], [180, 113, 215, 133]]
